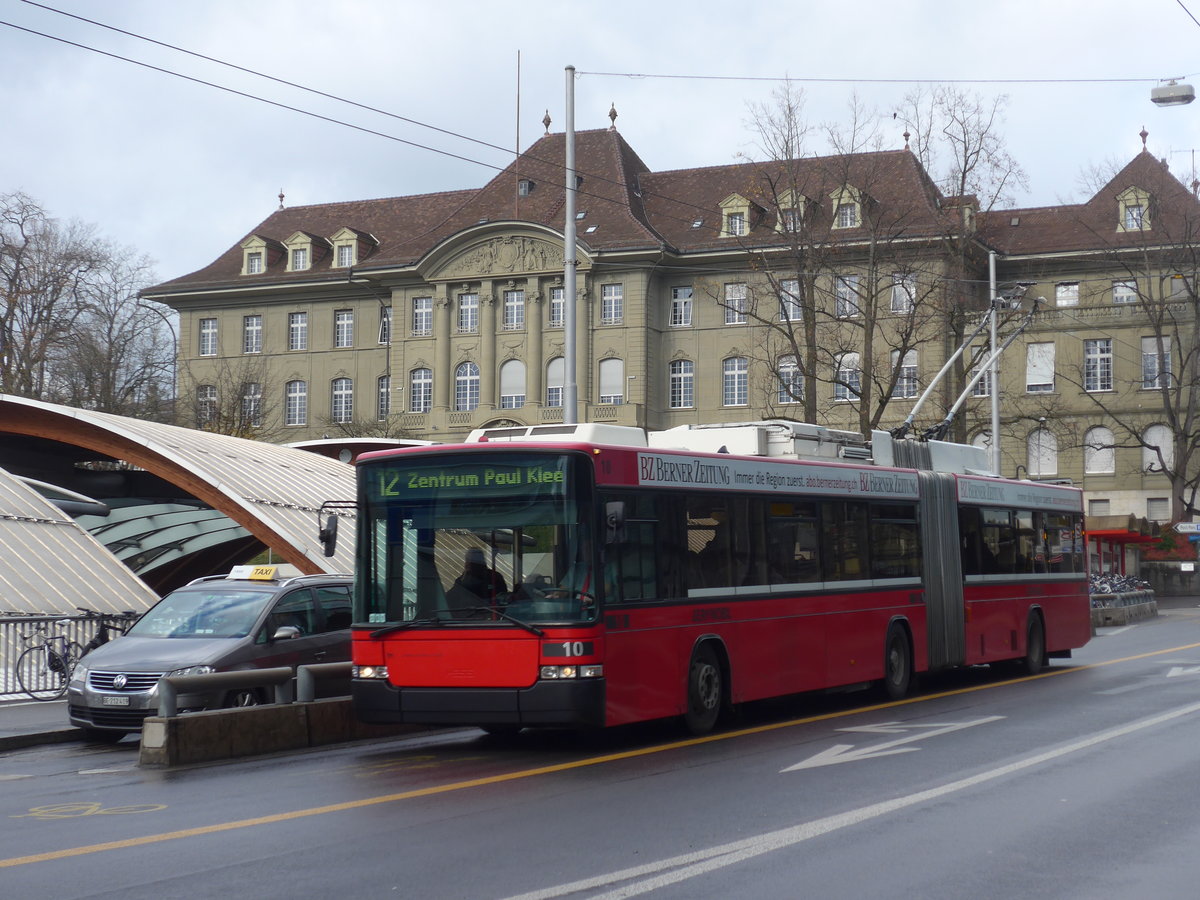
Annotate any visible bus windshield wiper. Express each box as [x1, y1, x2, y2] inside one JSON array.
[[369, 616, 446, 639], [461, 606, 545, 636]]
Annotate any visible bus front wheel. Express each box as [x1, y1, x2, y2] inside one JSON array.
[[684, 645, 723, 735]]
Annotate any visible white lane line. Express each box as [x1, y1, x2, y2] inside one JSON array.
[[501, 700, 1200, 900]]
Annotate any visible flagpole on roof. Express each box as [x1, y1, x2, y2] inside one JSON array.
[[563, 64, 579, 425]]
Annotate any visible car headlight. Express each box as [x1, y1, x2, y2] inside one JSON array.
[[167, 665, 216, 677], [70, 663, 89, 685]]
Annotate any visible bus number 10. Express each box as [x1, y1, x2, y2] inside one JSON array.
[[544, 641, 593, 658]]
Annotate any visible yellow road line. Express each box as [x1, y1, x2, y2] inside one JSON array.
[[5, 638, 1200, 869]]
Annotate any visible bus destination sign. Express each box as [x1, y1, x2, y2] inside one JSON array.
[[370, 461, 566, 499]]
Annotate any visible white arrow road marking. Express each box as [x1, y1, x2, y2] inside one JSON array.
[[500, 701, 1200, 900], [781, 716, 1005, 771], [1167, 665, 1200, 677]]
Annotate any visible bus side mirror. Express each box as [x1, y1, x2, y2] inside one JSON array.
[[605, 501, 626, 545], [319, 515, 339, 557]]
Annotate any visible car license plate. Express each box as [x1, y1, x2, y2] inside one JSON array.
[[101, 695, 130, 707]]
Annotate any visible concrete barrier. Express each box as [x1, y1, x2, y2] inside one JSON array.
[[138, 698, 423, 767], [1091, 591, 1158, 627]]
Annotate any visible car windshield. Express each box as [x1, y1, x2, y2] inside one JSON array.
[[127, 586, 275, 639]]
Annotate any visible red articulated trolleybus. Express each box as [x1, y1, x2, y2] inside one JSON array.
[[341, 420, 1089, 735]]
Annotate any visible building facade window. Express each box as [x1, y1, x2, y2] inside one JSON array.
[[780, 207, 800, 233], [1084, 338, 1113, 392], [1026, 342, 1055, 393], [331, 377, 354, 423], [1084, 426, 1115, 474], [1124, 203, 1144, 230], [1055, 282, 1079, 307], [409, 368, 432, 413], [835, 275, 859, 318], [458, 293, 479, 333], [546, 357, 564, 407], [378, 307, 392, 344], [722, 356, 748, 406], [1028, 427, 1058, 477], [499, 360, 526, 409], [196, 385, 217, 427], [891, 349, 918, 398], [670, 286, 693, 327], [668, 359, 694, 409], [890, 273, 916, 313], [336, 244, 354, 268], [549, 287, 565, 328], [334, 310, 354, 348], [242, 315, 263, 354], [1089, 499, 1110, 516], [246, 252, 264, 274], [290, 247, 309, 271], [377, 375, 391, 420], [834, 202, 858, 228], [1142, 335, 1172, 389], [285, 380, 307, 426], [412, 297, 432, 336], [724, 283, 747, 325], [503, 289, 525, 330], [288, 312, 308, 351], [1147, 497, 1170, 522], [242, 382, 262, 428], [199, 318, 218, 357], [598, 358, 624, 404], [779, 279, 802, 322], [601, 284, 623, 325], [970, 345, 991, 397], [1143, 424, 1174, 472], [1113, 280, 1138, 304], [455, 362, 480, 411], [834, 352, 861, 401], [777, 355, 803, 405], [725, 211, 746, 236]]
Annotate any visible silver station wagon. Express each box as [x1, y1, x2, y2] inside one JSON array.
[[67, 566, 352, 741]]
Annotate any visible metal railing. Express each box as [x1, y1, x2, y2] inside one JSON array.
[[1, 612, 138, 698], [156, 662, 351, 716]]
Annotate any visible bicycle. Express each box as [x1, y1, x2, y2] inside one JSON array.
[[15, 620, 84, 701]]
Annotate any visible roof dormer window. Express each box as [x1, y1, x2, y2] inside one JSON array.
[[246, 251, 264, 274], [831, 186, 863, 230], [1117, 186, 1151, 232], [291, 247, 309, 271], [239, 234, 283, 276], [775, 190, 807, 234], [284, 231, 328, 273], [719, 193, 755, 238], [328, 227, 376, 270], [518, 179, 535, 196]]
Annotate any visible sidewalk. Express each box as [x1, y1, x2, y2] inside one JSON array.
[[0, 698, 82, 751]]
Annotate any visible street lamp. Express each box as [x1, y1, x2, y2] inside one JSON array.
[[1151, 79, 1195, 107]]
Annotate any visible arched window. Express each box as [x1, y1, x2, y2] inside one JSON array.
[[331, 377, 354, 423], [284, 380, 307, 426], [196, 385, 217, 427], [1027, 427, 1058, 477], [1084, 426, 1115, 474], [669, 359, 694, 409], [777, 356, 802, 405], [409, 368, 432, 413], [455, 362, 480, 411], [598, 358, 624, 405], [545, 357, 564, 408], [723, 357, 748, 406], [499, 360, 526, 409], [1143, 424, 1174, 472]]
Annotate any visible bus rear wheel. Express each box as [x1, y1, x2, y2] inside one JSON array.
[[882, 626, 912, 701], [684, 645, 723, 735]]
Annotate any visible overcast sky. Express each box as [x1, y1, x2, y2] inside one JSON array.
[[4, 0, 1200, 285]]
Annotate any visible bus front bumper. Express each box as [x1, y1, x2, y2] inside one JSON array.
[[352, 678, 606, 728]]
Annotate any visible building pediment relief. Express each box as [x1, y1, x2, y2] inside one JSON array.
[[425, 233, 589, 281]]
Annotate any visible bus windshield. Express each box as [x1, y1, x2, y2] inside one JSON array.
[[356, 451, 597, 627]]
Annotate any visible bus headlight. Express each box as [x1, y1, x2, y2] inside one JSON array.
[[353, 665, 388, 679], [540, 665, 603, 680]]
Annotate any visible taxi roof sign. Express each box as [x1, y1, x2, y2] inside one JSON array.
[[227, 564, 280, 581]]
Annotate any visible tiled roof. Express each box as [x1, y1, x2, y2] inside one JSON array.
[[148, 134, 1196, 294], [977, 152, 1200, 256]]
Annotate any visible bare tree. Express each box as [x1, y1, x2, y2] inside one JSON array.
[[179, 356, 284, 441]]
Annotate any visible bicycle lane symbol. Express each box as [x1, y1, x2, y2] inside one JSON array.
[[12, 802, 166, 819]]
